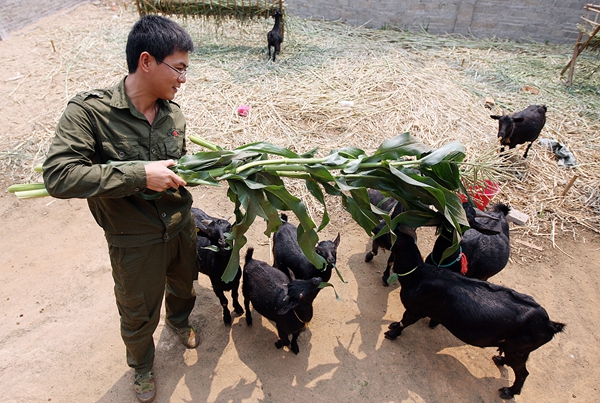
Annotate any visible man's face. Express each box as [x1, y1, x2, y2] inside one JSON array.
[[153, 51, 189, 101]]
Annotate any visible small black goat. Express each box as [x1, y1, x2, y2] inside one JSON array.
[[425, 202, 510, 281], [243, 247, 322, 354], [364, 189, 405, 286], [192, 207, 243, 326], [383, 224, 565, 400], [272, 213, 340, 283], [491, 104, 547, 158], [267, 9, 283, 62]]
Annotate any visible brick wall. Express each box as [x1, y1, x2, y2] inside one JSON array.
[[285, 0, 590, 44]]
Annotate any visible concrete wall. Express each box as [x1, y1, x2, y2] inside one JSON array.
[[0, 0, 90, 40], [285, 0, 590, 44]]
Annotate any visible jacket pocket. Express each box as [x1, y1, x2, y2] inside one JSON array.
[[102, 139, 140, 162], [164, 135, 184, 159]]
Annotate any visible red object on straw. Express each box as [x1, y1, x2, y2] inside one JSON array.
[[458, 180, 499, 210], [237, 105, 251, 117]]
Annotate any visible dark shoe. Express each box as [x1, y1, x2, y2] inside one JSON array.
[[134, 370, 155, 403], [168, 323, 199, 348]]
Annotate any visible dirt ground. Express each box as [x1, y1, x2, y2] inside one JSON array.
[[1, 3, 600, 403]]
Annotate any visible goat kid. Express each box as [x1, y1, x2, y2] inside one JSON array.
[[491, 104, 547, 158], [267, 9, 283, 62], [364, 189, 405, 286], [384, 224, 565, 400], [243, 247, 322, 354], [192, 207, 243, 326], [272, 213, 340, 283]]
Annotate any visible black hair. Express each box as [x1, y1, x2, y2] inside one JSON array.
[[125, 15, 194, 73]]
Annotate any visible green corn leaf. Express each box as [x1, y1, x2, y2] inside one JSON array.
[[305, 180, 330, 232], [343, 154, 366, 174], [342, 192, 380, 236], [298, 147, 319, 158], [418, 141, 465, 167], [336, 146, 366, 159], [332, 263, 347, 284], [235, 141, 300, 158], [318, 282, 342, 301], [370, 132, 432, 160], [322, 152, 348, 166]]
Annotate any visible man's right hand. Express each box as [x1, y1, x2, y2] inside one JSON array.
[[144, 160, 187, 192]]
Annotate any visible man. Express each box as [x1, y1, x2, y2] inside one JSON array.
[[43, 15, 198, 403]]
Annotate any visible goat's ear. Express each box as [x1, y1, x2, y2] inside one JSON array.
[[396, 224, 417, 243], [277, 302, 296, 315], [287, 268, 296, 281], [278, 291, 297, 315], [513, 117, 525, 122], [333, 233, 341, 247], [490, 115, 501, 120], [196, 220, 210, 235], [467, 208, 501, 235]]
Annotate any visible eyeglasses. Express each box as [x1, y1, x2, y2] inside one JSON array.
[[155, 57, 187, 80]]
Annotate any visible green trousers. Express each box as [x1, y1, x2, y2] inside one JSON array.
[[109, 218, 197, 374]]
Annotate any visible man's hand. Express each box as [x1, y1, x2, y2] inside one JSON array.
[[144, 160, 187, 192]]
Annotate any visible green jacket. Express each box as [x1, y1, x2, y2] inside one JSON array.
[[43, 78, 193, 247]]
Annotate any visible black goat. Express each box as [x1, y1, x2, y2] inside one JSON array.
[[425, 202, 510, 281], [364, 190, 405, 286], [267, 9, 283, 62], [383, 224, 565, 400], [272, 213, 340, 283], [367, 188, 398, 213], [243, 247, 322, 354], [192, 207, 243, 326], [491, 104, 547, 158]]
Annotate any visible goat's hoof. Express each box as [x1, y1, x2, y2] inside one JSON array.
[[498, 387, 515, 400], [365, 253, 374, 262], [381, 277, 390, 287], [291, 344, 300, 355], [492, 355, 506, 366], [275, 339, 289, 349], [245, 317, 253, 327], [428, 319, 439, 329], [223, 317, 232, 326], [384, 330, 399, 340], [388, 321, 400, 330], [234, 306, 244, 315]]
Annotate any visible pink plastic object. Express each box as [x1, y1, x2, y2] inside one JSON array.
[[237, 105, 251, 117], [458, 180, 500, 210]]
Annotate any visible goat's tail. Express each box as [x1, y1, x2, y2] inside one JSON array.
[[549, 321, 566, 335], [245, 247, 255, 264]]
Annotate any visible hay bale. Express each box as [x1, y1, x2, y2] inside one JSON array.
[[136, 0, 283, 20]]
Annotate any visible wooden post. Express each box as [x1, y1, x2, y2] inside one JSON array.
[[561, 4, 600, 86], [561, 174, 579, 196], [279, 0, 284, 42]]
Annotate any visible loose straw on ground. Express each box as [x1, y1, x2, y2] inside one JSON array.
[[1, 2, 599, 236]]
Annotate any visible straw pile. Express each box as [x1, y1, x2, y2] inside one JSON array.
[[1, 1, 599, 239], [136, 0, 282, 19]]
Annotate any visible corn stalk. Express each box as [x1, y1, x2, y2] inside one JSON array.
[[9, 132, 472, 282]]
